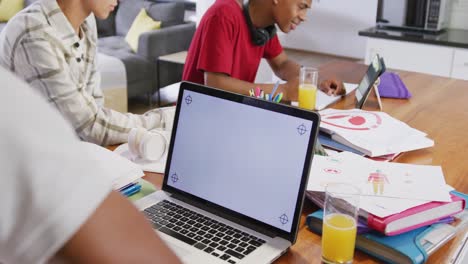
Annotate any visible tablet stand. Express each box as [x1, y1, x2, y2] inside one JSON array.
[[373, 77, 383, 111]]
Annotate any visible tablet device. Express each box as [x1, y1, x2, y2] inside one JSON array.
[[355, 54, 386, 109]]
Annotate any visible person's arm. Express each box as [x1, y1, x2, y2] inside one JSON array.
[[57, 191, 181, 263], [203, 51, 300, 102], [204, 71, 298, 101], [10, 35, 162, 146], [267, 51, 300, 101]]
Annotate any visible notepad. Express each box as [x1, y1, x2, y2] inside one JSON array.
[[316, 83, 358, 110], [79, 142, 145, 190]]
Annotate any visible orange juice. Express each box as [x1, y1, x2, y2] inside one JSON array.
[[298, 84, 317, 110], [322, 213, 357, 264]]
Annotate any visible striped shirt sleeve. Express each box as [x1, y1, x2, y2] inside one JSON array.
[[0, 4, 163, 146]]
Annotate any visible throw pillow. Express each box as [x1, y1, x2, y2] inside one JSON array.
[[125, 8, 161, 52], [0, 0, 24, 22]]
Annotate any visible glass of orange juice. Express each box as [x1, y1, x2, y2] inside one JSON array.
[[298, 66, 318, 110], [322, 183, 360, 264]]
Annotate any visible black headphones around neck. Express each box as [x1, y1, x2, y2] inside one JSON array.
[[243, 2, 276, 46]]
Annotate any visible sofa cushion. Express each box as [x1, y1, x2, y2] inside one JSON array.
[[98, 36, 155, 84], [96, 10, 116, 37], [125, 8, 161, 52], [145, 2, 184, 27], [0, 0, 24, 22], [25, 0, 37, 6], [99, 36, 133, 53], [115, 0, 184, 36]]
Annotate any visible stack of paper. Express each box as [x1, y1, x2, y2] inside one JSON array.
[[319, 108, 434, 157], [81, 142, 145, 190], [307, 152, 451, 218]]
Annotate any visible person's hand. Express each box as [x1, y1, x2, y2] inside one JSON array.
[[319, 79, 346, 96]]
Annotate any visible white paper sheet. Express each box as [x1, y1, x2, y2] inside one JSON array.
[[80, 142, 145, 190], [319, 108, 434, 157], [307, 152, 451, 217], [316, 83, 358, 110]]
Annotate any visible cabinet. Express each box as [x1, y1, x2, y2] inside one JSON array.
[[451, 49, 468, 80], [364, 38, 468, 80]]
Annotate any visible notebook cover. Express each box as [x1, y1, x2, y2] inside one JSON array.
[[368, 194, 466, 236]]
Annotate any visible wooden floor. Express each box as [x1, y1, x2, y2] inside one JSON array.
[[128, 49, 359, 114]]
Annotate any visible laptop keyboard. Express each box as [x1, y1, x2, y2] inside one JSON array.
[[143, 200, 266, 263]]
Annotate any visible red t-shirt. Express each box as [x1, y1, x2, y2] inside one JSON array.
[[182, 0, 283, 84]]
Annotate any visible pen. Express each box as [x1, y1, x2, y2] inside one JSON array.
[[260, 90, 264, 99], [265, 93, 270, 101], [274, 92, 283, 103], [122, 183, 142, 197], [249, 89, 254, 97], [270, 81, 280, 101], [119, 182, 136, 192], [255, 86, 260, 97]]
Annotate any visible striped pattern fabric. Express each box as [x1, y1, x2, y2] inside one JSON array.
[[0, 0, 163, 146]]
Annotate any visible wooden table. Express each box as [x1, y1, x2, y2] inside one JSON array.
[[142, 60, 468, 263]]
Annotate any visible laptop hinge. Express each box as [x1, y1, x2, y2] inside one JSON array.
[[171, 193, 277, 238]]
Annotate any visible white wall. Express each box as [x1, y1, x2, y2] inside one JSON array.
[[196, 0, 377, 59], [449, 0, 468, 30], [279, 0, 378, 59], [196, 0, 215, 26]]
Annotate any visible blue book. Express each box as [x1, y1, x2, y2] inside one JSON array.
[[318, 132, 365, 155], [307, 191, 468, 264]]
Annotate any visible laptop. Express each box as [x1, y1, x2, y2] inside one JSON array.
[[135, 82, 320, 264]]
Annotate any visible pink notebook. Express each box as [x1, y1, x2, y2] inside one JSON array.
[[367, 194, 465, 236]]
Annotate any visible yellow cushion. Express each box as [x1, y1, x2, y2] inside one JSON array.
[[125, 8, 161, 52], [0, 0, 24, 22]]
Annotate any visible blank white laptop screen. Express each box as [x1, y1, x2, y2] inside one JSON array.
[[167, 90, 314, 232]]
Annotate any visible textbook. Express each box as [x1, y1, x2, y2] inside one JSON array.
[[307, 202, 468, 264], [306, 191, 464, 236], [318, 109, 434, 157], [367, 194, 465, 236], [318, 132, 401, 162]]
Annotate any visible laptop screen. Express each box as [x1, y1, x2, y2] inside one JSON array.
[[164, 83, 318, 238]]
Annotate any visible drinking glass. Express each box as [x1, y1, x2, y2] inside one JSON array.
[[298, 66, 318, 110], [322, 183, 361, 264]]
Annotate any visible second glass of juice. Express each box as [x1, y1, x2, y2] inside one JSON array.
[[322, 183, 360, 264], [299, 66, 318, 110]]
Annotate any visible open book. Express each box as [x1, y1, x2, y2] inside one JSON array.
[[319, 109, 434, 157]]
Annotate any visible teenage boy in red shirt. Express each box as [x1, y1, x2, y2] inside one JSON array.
[[183, 0, 345, 102]]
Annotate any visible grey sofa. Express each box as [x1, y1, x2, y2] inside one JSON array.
[[96, 0, 196, 102]]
